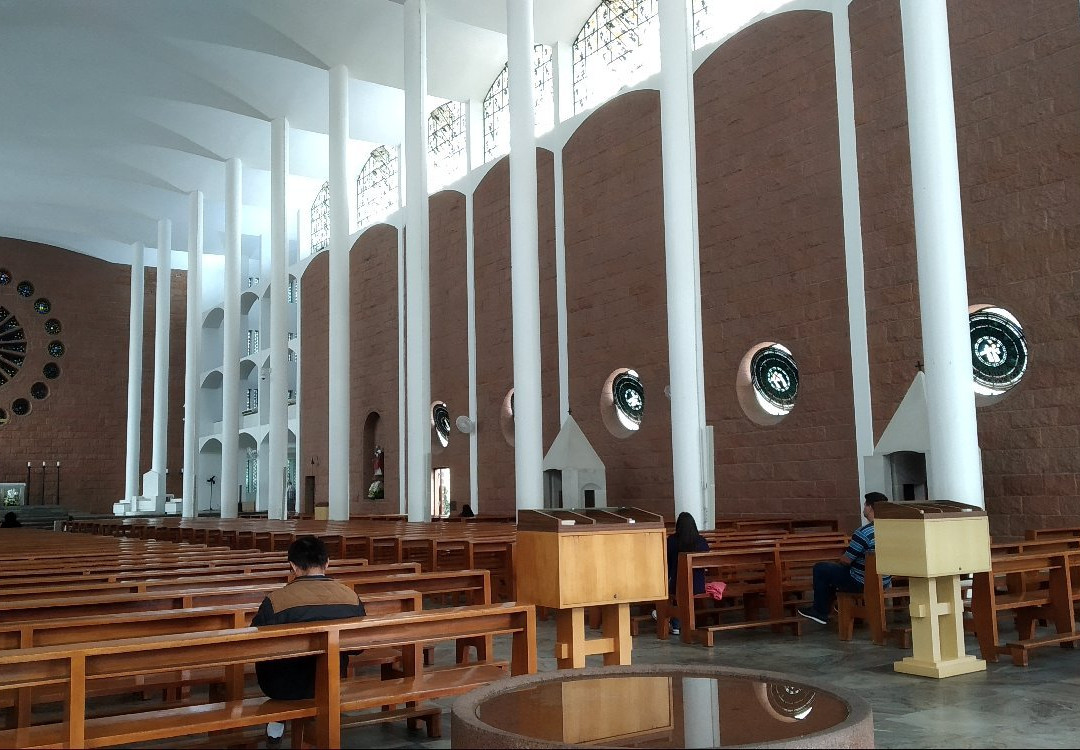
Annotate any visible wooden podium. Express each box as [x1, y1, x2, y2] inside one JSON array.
[[874, 501, 991, 678], [516, 508, 667, 669]]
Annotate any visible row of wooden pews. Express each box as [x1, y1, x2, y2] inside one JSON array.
[[0, 529, 537, 747]]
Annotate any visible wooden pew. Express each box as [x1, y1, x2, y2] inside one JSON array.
[[835, 553, 911, 646], [0, 603, 536, 749]]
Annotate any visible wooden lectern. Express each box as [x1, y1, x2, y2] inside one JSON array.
[[516, 507, 667, 669], [874, 501, 991, 678]]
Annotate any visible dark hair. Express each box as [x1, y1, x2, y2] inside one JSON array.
[[288, 536, 329, 571], [863, 492, 889, 507], [674, 512, 703, 554], [460, 504, 475, 518], [3, 512, 16, 522]]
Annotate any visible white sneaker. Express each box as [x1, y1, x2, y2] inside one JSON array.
[[650, 609, 657, 621], [670, 626, 681, 635], [266, 721, 285, 741]]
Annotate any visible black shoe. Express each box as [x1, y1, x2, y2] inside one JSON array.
[[797, 608, 827, 625]]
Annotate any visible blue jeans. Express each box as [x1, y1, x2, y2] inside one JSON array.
[[809, 562, 862, 619]]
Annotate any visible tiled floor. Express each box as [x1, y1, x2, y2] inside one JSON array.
[[335, 615, 1080, 749]]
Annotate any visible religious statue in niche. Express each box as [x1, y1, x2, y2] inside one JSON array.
[[366, 445, 384, 500]]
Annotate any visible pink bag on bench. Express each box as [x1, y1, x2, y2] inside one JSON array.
[[705, 581, 727, 601]]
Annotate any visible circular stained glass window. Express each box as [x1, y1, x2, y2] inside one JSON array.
[[43, 363, 60, 379], [970, 307, 1028, 397], [0, 408, 7, 425], [48, 341, 65, 358], [16, 281, 33, 298], [0, 269, 10, 285], [431, 402, 451, 448], [11, 398, 30, 416], [44, 319, 61, 335], [612, 370, 644, 431], [30, 382, 48, 400], [0, 307, 26, 387], [750, 345, 799, 416], [34, 299, 50, 315]]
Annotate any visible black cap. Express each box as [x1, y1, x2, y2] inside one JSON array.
[[863, 492, 889, 506]]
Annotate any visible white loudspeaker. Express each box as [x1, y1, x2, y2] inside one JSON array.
[[456, 416, 475, 434]]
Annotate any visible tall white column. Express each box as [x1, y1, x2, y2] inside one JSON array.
[[507, 0, 544, 513], [658, 0, 708, 526], [145, 218, 172, 504], [221, 158, 242, 518], [404, 0, 432, 522], [123, 242, 145, 506], [465, 192, 479, 511], [269, 117, 290, 521], [182, 192, 203, 518], [900, 0, 984, 507], [328, 65, 351, 521]]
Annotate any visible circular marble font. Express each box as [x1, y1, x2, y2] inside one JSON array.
[[452, 665, 874, 749]]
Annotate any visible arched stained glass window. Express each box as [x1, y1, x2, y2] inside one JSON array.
[[573, 0, 660, 114], [483, 44, 555, 162], [356, 146, 400, 229], [428, 101, 467, 191], [310, 181, 330, 254]]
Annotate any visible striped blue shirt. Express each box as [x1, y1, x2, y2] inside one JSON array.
[[843, 523, 890, 587]]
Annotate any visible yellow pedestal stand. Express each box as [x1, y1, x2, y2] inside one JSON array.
[[516, 507, 667, 669], [874, 501, 991, 679]]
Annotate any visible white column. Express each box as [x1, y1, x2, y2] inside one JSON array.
[[328, 65, 351, 521], [404, 0, 432, 522], [658, 0, 708, 525], [269, 117, 290, 520], [145, 218, 172, 503], [182, 192, 203, 518], [507, 0, 544, 512], [900, 0, 983, 507], [832, 11, 874, 507], [123, 242, 145, 506], [221, 158, 242, 518], [465, 192, 479, 511], [397, 223, 408, 515]]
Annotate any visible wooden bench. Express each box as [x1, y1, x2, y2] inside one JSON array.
[[0, 602, 536, 748], [835, 553, 910, 646]]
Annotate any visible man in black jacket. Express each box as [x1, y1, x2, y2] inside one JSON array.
[[252, 536, 365, 740]]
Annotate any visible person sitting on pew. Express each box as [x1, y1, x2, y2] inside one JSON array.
[[1, 512, 21, 528], [459, 504, 476, 518], [252, 535, 366, 741], [798, 492, 891, 625], [666, 512, 710, 635]]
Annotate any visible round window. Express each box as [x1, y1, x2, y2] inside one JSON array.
[[11, 398, 30, 416], [600, 368, 644, 439], [30, 382, 48, 400], [0, 269, 10, 285], [0, 407, 7, 425], [34, 299, 51, 315], [16, 281, 33, 298], [737, 343, 799, 425], [431, 401, 451, 449], [43, 363, 60, 379], [969, 306, 1027, 401], [48, 341, 65, 358]]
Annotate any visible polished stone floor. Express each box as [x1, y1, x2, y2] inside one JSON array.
[[335, 614, 1080, 749]]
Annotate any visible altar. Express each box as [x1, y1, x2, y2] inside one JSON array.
[[0, 483, 27, 506]]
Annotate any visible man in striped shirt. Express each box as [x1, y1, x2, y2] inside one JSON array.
[[798, 492, 890, 625]]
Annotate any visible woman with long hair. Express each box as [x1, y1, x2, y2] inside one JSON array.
[[665, 512, 709, 635]]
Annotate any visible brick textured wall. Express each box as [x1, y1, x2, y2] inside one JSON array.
[[350, 224, 400, 515], [473, 152, 560, 515], [0, 238, 187, 514], [300, 250, 330, 509], [429, 191, 470, 514], [563, 90, 672, 517], [696, 10, 859, 528], [853, 0, 1080, 536]]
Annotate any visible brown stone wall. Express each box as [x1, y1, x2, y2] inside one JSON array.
[[852, 0, 1080, 536], [696, 10, 859, 528], [350, 224, 400, 515], [562, 90, 672, 517], [0, 238, 187, 514], [299, 250, 329, 510], [429, 192, 470, 514], [473, 152, 560, 515]]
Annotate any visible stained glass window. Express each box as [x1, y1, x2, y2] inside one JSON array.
[[573, 0, 660, 114], [428, 101, 467, 191], [691, 0, 788, 49], [30, 382, 47, 400], [17, 281, 33, 298], [44, 319, 61, 335], [0, 269, 10, 285], [483, 44, 555, 162], [310, 181, 330, 254], [750, 344, 799, 417], [42, 363, 60, 379], [612, 370, 645, 431], [48, 341, 64, 358], [34, 299, 50, 314], [357, 146, 400, 229], [0, 408, 7, 425], [431, 401, 452, 448], [0, 307, 25, 387], [970, 307, 1027, 398], [11, 398, 30, 416]]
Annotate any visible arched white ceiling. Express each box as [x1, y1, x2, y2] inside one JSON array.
[[0, 0, 600, 266]]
